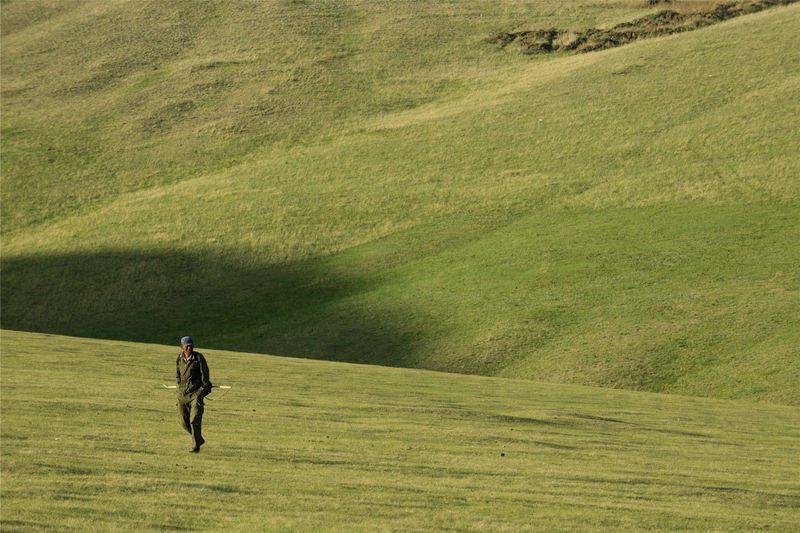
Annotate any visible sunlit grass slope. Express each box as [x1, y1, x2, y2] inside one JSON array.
[[2, 2, 799, 403], [2, 330, 799, 530], [0, 0, 671, 230]]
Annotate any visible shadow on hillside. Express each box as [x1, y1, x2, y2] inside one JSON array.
[[0, 250, 423, 366]]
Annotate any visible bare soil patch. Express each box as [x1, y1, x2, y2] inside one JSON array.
[[489, 0, 797, 55]]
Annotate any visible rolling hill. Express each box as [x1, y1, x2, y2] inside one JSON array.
[[2, 330, 798, 529], [2, 0, 798, 404]]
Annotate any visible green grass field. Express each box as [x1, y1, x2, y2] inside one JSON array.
[[1, 330, 798, 530], [3, 2, 799, 529], [2, 1, 798, 404]]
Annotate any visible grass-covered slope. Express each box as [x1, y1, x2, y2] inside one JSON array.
[[0, 0, 671, 231], [2, 2, 799, 403], [2, 330, 799, 530]]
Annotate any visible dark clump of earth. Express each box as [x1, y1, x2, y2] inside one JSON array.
[[487, 0, 797, 55], [502, 29, 563, 54]]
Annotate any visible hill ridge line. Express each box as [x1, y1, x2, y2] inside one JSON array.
[[4, 327, 797, 409]]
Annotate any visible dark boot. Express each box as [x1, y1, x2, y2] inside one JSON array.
[[190, 423, 205, 452]]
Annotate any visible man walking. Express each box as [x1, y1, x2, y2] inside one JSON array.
[[176, 336, 212, 453]]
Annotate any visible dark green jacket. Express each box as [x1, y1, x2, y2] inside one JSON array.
[[176, 351, 212, 397]]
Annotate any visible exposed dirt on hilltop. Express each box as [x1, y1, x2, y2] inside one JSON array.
[[489, 0, 798, 55]]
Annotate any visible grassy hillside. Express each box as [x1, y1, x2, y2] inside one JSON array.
[[2, 330, 799, 530], [2, 1, 799, 403]]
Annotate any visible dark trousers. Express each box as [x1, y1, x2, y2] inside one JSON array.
[[177, 393, 204, 447]]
